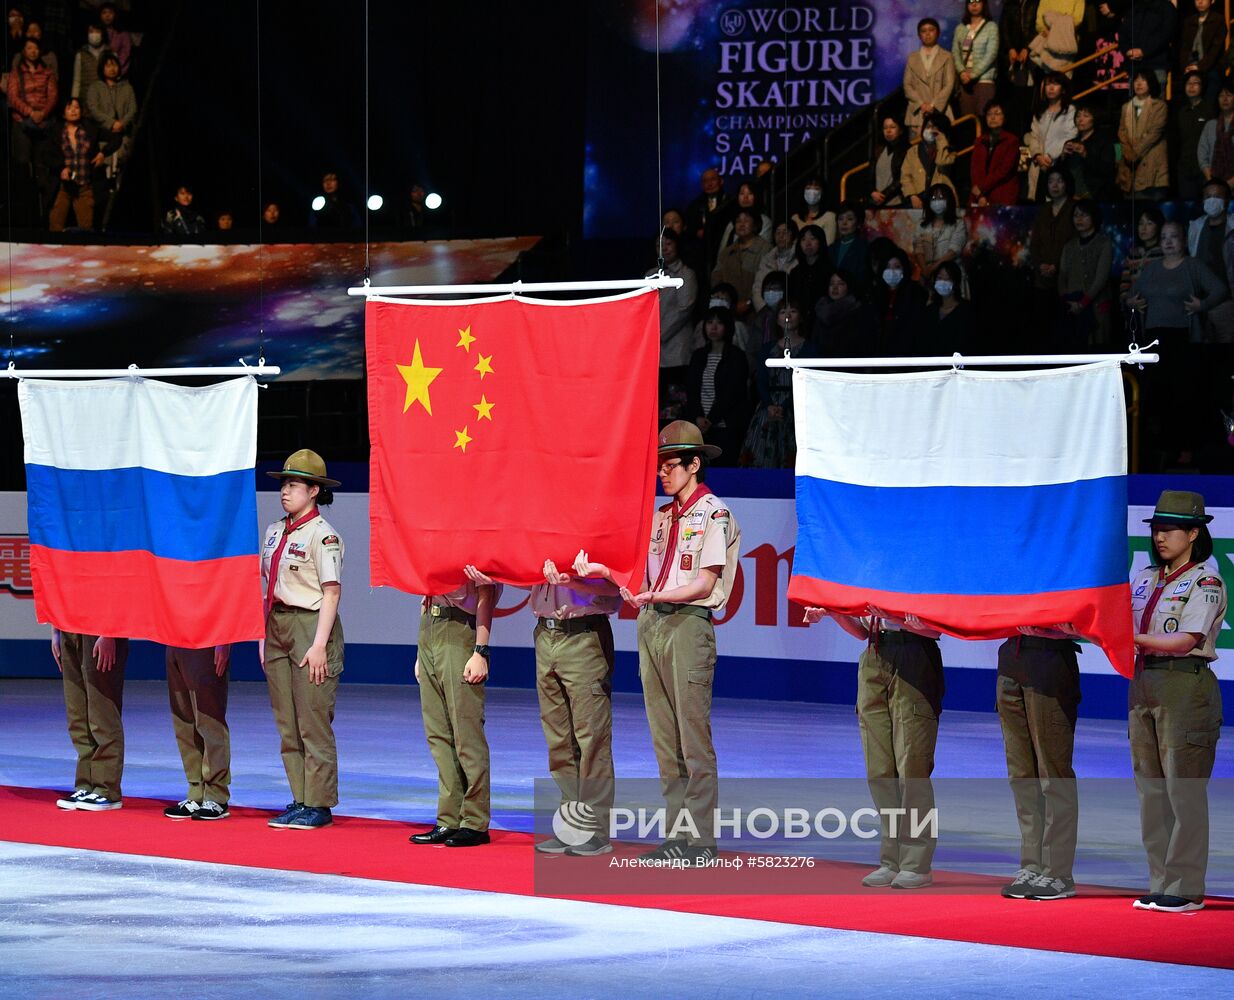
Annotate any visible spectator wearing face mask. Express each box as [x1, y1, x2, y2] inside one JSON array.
[[923, 259, 974, 356], [912, 184, 968, 289], [742, 295, 819, 468], [870, 244, 927, 357], [691, 282, 751, 355], [752, 220, 797, 313], [748, 271, 787, 370], [901, 113, 956, 209], [791, 177, 836, 247], [1189, 179, 1234, 341], [71, 22, 107, 99]]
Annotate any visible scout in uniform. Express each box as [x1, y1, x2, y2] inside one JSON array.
[[995, 626, 1081, 900], [52, 631, 130, 811], [804, 608, 943, 889], [528, 550, 622, 856], [163, 644, 233, 821], [411, 571, 499, 848], [261, 449, 345, 831], [590, 420, 741, 864], [1128, 490, 1226, 913]]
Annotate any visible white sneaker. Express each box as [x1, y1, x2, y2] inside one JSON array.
[[861, 865, 898, 887], [76, 792, 122, 811], [55, 789, 90, 810], [891, 870, 933, 889]]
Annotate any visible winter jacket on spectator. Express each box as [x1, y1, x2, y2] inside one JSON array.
[[1057, 126, 1118, 201], [1119, 0, 1177, 73], [901, 134, 957, 203], [649, 257, 698, 369], [86, 77, 136, 132], [1179, 10, 1227, 76], [970, 128, 1022, 205], [7, 59, 57, 124], [903, 47, 956, 131], [1117, 97, 1169, 192], [1197, 111, 1234, 183], [1028, 199, 1076, 290], [952, 17, 999, 83]]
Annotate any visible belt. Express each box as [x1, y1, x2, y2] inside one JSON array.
[[1016, 636, 1079, 653], [874, 629, 934, 646], [1143, 655, 1207, 674], [424, 604, 477, 629], [650, 602, 712, 621], [537, 614, 607, 635], [272, 602, 313, 614]]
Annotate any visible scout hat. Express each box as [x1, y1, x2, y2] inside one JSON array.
[[658, 419, 722, 460], [267, 448, 341, 487], [1143, 490, 1213, 524]]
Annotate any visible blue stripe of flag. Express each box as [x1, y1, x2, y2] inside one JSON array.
[[793, 475, 1128, 596], [26, 465, 257, 562]]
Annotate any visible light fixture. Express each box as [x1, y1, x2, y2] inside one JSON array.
[[311, 195, 326, 212], [425, 192, 443, 210], [367, 194, 384, 211]]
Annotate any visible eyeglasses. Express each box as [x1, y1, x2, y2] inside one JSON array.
[[658, 459, 685, 474]]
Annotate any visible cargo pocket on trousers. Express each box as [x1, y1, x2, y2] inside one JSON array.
[[1186, 729, 1220, 750], [688, 668, 714, 687]]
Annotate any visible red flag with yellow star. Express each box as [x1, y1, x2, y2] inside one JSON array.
[[365, 291, 661, 594]]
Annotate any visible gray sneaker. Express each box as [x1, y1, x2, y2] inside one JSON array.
[[890, 870, 933, 889], [1024, 874, 1076, 901], [1001, 867, 1038, 899], [861, 865, 898, 887], [565, 836, 614, 857], [534, 836, 572, 855]]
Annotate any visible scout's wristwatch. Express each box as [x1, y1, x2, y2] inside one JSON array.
[[473, 644, 491, 660]]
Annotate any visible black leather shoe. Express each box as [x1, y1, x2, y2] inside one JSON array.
[[444, 827, 491, 848], [409, 824, 458, 844]]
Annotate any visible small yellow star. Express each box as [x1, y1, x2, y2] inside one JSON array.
[[396, 340, 443, 415], [473, 395, 494, 421], [453, 426, 473, 453], [474, 354, 494, 379], [456, 325, 476, 352]]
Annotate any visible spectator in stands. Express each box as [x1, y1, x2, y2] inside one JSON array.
[[19, 20, 58, 79], [1177, 72, 1213, 203], [953, 0, 999, 120], [1128, 219, 1227, 349], [262, 200, 281, 228], [662, 208, 685, 237], [753, 221, 797, 313], [1026, 73, 1077, 201], [1117, 70, 1169, 199], [49, 96, 102, 231], [902, 112, 956, 208], [719, 181, 772, 247], [1000, 0, 1040, 132], [650, 228, 697, 409], [71, 21, 106, 99], [869, 116, 909, 208], [310, 171, 360, 229], [814, 268, 869, 358], [1119, 0, 1176, 92], [827, 202, 868, 290], [970, 99, 1021, 206], [1198, 80, 1234, 191], [913, 183, 968, 288], [904, 17, 955, 138], [1029, 0, 1083, 77], [402, 182, 428, 232], [6, 6, 23, 49], [8, 36, 59, 219], [712, 208, 770, 319], [1059, 102, 1117, 201], [743, 295, 817, 468], [748, 270, 788, 369], [1119, 205, 1165, 305], [1028, 167, 1076, 347], [786, 223, 833, 326], [1180, 0, 1226, 103], [1058, 199, 1114, 347], [686, 306, 749, 466], [663, 206, 703, 278], [685, 167, 731, 274], [791, 176, 836, 246], [86, 52, 135, 167], [1189, 179, 1234, 341], [216, 210, 234, 233], [161, 184, 206, 239], [98, 3, 132, 78], [923, 259, 974, 355], [870, 243, 928, 357]]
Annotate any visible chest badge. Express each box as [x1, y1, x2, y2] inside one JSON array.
[[680, 554, 693, 571]]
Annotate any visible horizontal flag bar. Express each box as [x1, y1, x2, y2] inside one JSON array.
[[3, 366, 280, 377], [26, 466, 258, 562], [766, 353, 1158, 368], [348, 276, 683, 296]]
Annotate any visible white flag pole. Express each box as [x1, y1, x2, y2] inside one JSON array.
[[346, 275, 683, 297], [767, 351, 1159, 369], [1, 360, 280, 379]]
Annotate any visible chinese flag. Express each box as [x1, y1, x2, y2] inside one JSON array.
[[366, 291, 661, 594]]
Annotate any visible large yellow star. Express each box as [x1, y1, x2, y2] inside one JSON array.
[[456, 325, 476, 352], [453, 426, 473, 453], [396, 340, 442, 415], [473, 395, 494, 421], [474, 353, 494, 379]]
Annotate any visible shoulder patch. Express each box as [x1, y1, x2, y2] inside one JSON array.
[[321, 534, 340, 547], [711, 509, 730, 520], [1197, 575, 1224, 589]]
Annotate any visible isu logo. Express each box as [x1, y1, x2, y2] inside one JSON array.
[[0, 534, 34, 598]]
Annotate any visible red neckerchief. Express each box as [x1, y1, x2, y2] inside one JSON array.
[[651, 483, 711, 594], [1136, 560, 1197, 669], [265, 506, 319, 615]]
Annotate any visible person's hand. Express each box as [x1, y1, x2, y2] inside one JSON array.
[[111, 120, 123, 132], [922, 103, 934, 115], [1185, 63, 1199, 74], [463, 652, 488, 684], [413, 656, 421, 682], [463, 564, 495, 586], [50, 631, 62, 673], [258, 638, 266, 674], [870, 190, 886, 206], [970, 186, 982, 199], [697, 416, 712, 432], [977, 196, 989, 207], [1184, 295, 1204, 315], [1098, 3, 1112, 16], [1039, 263, 1057, 278], [1067, 300, 1083, 315], [91, 152, 104, 166], [623, 589, 656, 608], [30, 109, 43, 124], [299, 643, 328, 685], [910, 195, 923, 209], [543, 558, 571, 585], [60, 167, 69, 180], [867, 604, 905, 624], [93, 636, 116, 672], [1128, 48, 1143, 61], [904, 613, 929, 632], [960, 70, 972, 85], [802, 607, 830, 624], [1128, 294, 1147, 311], [214, 644, 230, 677], [767, 404, 784, 421], [573, 550, 611, 581]]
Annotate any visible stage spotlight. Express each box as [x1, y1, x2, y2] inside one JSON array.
[[311, 195, 326, 212], [425, 192, 443, 210], [367, 194, 384, 211]]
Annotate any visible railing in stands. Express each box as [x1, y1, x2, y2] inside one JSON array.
[[1073, 72, 1130, 103], [1057, 42, 1120, 77], [838, 114, 982, 202]]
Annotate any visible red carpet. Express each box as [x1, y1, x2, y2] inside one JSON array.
[[4, 785, 1231, 970]]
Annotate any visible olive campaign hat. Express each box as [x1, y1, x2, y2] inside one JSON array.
[[267, 448, 341, 487], [658, 419, 722, 460], [1143, 490, 1213, 524]]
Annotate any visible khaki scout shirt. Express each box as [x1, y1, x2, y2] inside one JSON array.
[[530, 582, 621, 620], [646, 488, 741, 611], [425, 580, 503, 616], [261, 511, 343, 612], [1131, 561, 1227, 662]]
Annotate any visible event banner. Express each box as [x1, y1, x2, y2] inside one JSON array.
[[584, 0, 999, 238], [0, 489, 1229, 682]]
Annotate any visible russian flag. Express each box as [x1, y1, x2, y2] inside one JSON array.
[[18, 377, 264, 647], [787, 361, 1135, 677]]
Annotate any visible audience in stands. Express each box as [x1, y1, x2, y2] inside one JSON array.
[[712, 208, 770, 318], [827, 202, 868, 290], [310, 171, 360, 229], [71, 21, 107, 99], [1128, 219, 1227, 351], [86, 52, 135, 170], [99, 3, 133, 78], [813, 268, 869, 358], [49, 96, 101, 232], [753, 221, 797, 313], [718, 181, 772, 247], [1058, 198, 1114, 347], [1198, 80, 1234, 192], [953, 0, 999, 120], [1176, 72, 1213, 203], [743, 295, 817, 468], [1180, 0, 1226, 102], [870, 243, 928, 357], [161, 184, 206, 238], [1029, 0, 1083, 76], [1026, 73, 1077, 201], [216, 210, 234, 233], [748, 270, 788, 370], [685, 167, 731, 273], [8, 35, 59, 222], [1117, 70, 1170, 199], [1120, 206, 1166, 305], [786, 223, 833, 325], [17, 19, 57, 78], [1057, 101, 1116, 201], [403, 182, 429, 232], [686, 306, 750, 465], [970, 99, 1020, 206], [904, 17, 955, 138], [1188, 179, 1234, 341], [1119, 0, 1176, 92], [1029, 167, 1077, 345], [901, 112, 956, 208], [262, 200, 281, 228], [650, 228, 698, 411], [869, 117, 909, 207], [923, 258, 974, 355], [912, 183, 968, 288], [791, 176, 836, 245], [1000, 0, 1039, 131]]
